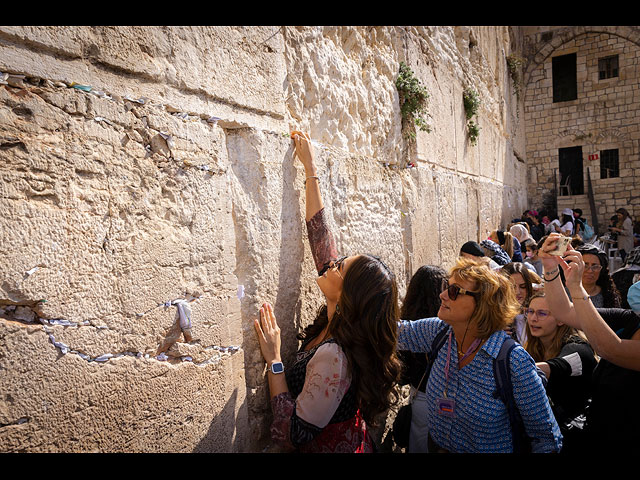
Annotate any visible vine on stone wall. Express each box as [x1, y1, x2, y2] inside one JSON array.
[[506, 54, 524, 101], [396, 62, 431, 141], [463, 87, 481, 146]]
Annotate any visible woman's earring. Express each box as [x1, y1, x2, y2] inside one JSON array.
[[335, 304, 341, 315]]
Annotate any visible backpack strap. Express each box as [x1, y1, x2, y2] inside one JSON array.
[[493, 337, 530, 454], [423, 327, 449, 379]]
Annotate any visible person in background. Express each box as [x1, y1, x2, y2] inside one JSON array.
[[254, 131, 402, 453], [538, 234, 640, 453], [574, 245, 621, 308], [558, 209, 575, 237], [523, 237, 545, 276], [490, 229, 522, 262], [572, 208, 585, 238], [500, 262, 542, 346], [510, 223, 534, 249], [525, 210, 546, 242], [397, 257, 562, 453], [480, 239, 511, 267], [459, 240, 500, 269], [524, 290, 596, 453], [543, 212, 562, 235], [610, 208, 634, 262], [396, 265, 448, 453]]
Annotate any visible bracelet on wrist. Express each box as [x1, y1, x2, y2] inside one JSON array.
[[543, 268, 560, 282], [304, 175, 319, 185]]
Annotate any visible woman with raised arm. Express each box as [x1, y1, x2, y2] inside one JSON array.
[[538, 233, 640, 453], [254, 131, 402, 453]]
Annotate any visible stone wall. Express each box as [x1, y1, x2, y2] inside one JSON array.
[[522, 26, 640, 231], [0, 26, 525, 452]]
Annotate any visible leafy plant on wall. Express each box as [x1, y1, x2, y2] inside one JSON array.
[[396, 62, 431, 141], [506, 54, 524, 101], [463, 87, 481, 146]]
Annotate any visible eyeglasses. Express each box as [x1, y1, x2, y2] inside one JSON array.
[[525, 308, 550, 319], [444, 283, 479, 301], [584, 264, 603, 272]]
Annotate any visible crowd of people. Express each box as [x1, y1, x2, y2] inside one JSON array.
[[253, 132, 640, 454]]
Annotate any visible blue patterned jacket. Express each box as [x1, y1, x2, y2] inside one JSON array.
[[398, 317, 563, 453]]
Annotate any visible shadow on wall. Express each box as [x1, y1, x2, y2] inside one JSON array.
[[226, 130, 308, 452], [193, 388, 241, 452]]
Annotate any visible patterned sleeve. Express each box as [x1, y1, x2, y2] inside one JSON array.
[[397, 317, 445, 353], [509, 346, 563, 453], [270, 343, 351, 449], [306, 207, 338, 274]]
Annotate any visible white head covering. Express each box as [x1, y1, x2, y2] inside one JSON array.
[[510, 224, 533, 243]]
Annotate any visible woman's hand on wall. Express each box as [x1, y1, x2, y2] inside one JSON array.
[[254, 302, 282, 364], [291, 131, 317, 175]]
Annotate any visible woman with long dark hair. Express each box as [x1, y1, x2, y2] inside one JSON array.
[[396, 265, 447, 452], [254, 132, 402, 453], [575, 245, 621, 308], [500, 262, 542, 345]]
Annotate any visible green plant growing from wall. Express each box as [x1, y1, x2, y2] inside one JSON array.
[[463, 87, 481, 146], [396, 61, 431, 140], [506, 54, 524, 101]]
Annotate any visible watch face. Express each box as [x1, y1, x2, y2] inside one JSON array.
[[271, 362, 284, 374]]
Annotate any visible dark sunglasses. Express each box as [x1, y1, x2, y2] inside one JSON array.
[[319, 256, 347, 277], [444, 283, 479, 301]]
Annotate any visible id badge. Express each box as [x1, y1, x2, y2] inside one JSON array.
[[436, 396, 456, 417]]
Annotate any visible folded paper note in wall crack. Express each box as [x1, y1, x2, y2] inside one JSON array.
[[156, 299, 194, 354]]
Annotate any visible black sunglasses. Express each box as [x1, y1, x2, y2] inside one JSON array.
[[444, 283, 479, 301], [319, 256, 347, 277]]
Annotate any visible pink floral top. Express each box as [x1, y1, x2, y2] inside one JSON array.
[[269, 208, 373, 453]]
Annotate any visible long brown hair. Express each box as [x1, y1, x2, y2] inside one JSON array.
[[329, 254, 402, 427], [524, 291, 584, 361], [401, 265, 447, 320], [500, 262, 542, 308]]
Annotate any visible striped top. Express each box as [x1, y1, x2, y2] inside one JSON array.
[[398, 317, 563, 453]]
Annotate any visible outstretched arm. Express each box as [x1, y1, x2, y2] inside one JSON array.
[[540, 235, 640, 371], [292, 131, 323, 221], [291, 132, 337, 274]]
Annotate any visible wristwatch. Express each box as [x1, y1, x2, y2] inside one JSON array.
[[270, 361, 285, 374]]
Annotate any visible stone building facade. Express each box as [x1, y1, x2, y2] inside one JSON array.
[[1, 26, 527, 452], [522, 26, 640, 233]]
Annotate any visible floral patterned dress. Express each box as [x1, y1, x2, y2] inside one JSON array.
[[269, 208, 374, 453]]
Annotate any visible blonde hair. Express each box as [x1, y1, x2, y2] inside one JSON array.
[[449, 257, 521, 338], [491, 230, 515, 258]]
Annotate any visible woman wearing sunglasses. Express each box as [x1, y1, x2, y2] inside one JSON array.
[[254, 132, 401, 453], [524, 291, 596, 453], [397, 257, 562, 452]]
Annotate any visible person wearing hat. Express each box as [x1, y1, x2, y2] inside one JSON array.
[[459, 241, 500, 269], [479, 239, 512, 267], [558, 209, 575, 237], [538, 233, 640, 453]]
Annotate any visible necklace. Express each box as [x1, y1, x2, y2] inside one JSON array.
[[457, 337, 482, 361]]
